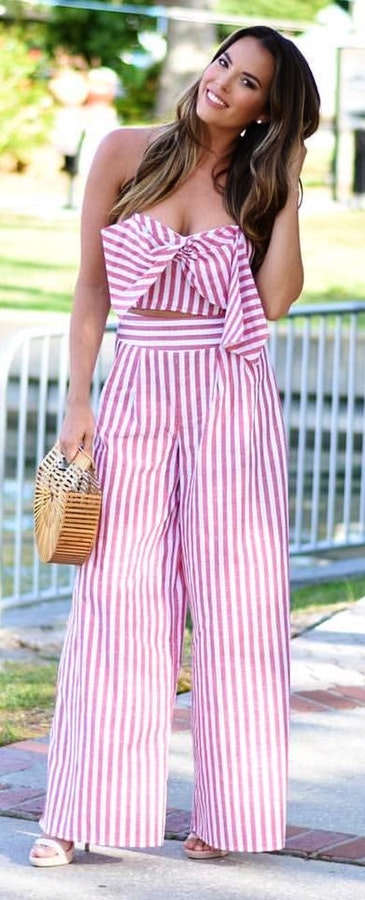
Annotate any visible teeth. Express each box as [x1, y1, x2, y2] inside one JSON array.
[[207, 89, 226, 108]]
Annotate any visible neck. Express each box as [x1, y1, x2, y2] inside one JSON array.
[[200, 124, 239, 166], [197, 145, 234, 177]]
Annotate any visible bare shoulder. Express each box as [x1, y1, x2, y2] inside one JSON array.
[[80, 124, 166, 234], [95, 125, 165, 181]]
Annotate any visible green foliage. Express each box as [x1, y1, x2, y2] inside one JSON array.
[[117, 60, 162, 123], [0, 25, 54, 170], [217, 0, 332, 22], [44, 3, 153, 69], [43, 1, 161, 121]]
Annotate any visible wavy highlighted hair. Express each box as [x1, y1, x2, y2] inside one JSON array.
[[110, 26, 320, 271]]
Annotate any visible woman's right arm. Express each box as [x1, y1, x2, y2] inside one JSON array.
[[59, 127, 154, 461]]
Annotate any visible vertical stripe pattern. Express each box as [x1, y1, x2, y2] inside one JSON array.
[[41, 314, 290, 852]]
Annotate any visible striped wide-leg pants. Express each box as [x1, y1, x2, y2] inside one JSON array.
[[40, 313, 290, 852]]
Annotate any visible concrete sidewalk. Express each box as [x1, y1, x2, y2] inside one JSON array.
[[0, 600, 365, 898], [0, 818, 364, 900]]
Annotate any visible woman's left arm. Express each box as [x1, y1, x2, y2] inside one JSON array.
[[255, 146, 307, 321]]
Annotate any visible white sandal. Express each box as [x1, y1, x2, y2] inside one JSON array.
[[29, 837, 74, 867], [183, 832, 229, 860]]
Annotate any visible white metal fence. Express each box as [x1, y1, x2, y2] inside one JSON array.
[[270, 301, 365, 555], [1, 302, 365, 615]]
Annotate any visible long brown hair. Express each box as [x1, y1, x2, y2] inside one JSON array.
[[110, 26, 320, 271]]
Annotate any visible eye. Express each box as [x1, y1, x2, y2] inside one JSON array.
[[240, 76, 256, 90], [217, 55, 229, 68]]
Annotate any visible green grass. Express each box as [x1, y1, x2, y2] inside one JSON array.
[[1, 575, 364, 746], [291, 576, 365, 613], [0, 661, 58, 746], [0, 215, 79, 312], [0, 199, 364, 313], [300, 208, 365, 305], [0, 186, 364, 736]]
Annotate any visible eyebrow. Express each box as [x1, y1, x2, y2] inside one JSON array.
[[223, 51, 262, 88]]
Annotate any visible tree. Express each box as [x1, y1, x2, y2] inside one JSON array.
[[155, 0, 217, 117], [1, 0, 163, 122], [155, 0, 334, 117], [0, 0, 349, 128], [44, 1, 152, 69], [0, 24, 53, 170]]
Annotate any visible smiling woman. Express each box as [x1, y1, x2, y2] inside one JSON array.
[[30, 26, 320, 870], [196, 38, 274, 132], [110, 26, 320, 288]]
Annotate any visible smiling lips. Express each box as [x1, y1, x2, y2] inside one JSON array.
[[206, 88, 228, 109]]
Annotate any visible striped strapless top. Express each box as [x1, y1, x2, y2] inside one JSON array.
[[101, 212, 268, 359]]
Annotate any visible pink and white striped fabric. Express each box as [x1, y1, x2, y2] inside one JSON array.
[[40, 308, 290, 853], [101, 213, 269, 358]]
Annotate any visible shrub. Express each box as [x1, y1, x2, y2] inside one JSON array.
[[0, 25, 54, 171]]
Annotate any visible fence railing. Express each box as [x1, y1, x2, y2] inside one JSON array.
[[1, 301, 365, 614], [270, 301, 365, 555]]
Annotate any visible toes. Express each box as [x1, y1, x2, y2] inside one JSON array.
[[184, 833, 199, 850], [184, 834, 211, 852], [31, 839, 73, 859], [31, 845, 51, 859], [195, 839, 208, 851]]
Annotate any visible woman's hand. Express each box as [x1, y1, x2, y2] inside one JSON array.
[[59, 402, 96, 463]]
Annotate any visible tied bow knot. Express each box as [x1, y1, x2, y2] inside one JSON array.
[[101, 214, 269, 361]]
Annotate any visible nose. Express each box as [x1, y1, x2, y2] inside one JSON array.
[[217, 70, 233, 93]]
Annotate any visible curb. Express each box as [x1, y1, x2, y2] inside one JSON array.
[[1, 741, 365, 867], [2, 686, 365, 867]]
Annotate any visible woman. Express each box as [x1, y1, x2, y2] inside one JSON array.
[[30, 25, 320, 866]]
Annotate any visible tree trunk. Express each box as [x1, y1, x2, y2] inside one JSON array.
[[155, 0, 217, 119]]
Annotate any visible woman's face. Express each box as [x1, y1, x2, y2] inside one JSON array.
[[197, 37, 275, 138]]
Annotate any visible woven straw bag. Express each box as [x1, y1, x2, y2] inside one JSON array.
[[33, 442, 102, 565]]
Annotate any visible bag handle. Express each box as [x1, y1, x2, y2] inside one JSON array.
[[55, 440, 95, 473]]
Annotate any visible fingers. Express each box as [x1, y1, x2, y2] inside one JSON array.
[[59, 438, 85, 464], [80, 433, 94, 458], [59, 406, 95, 463]]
